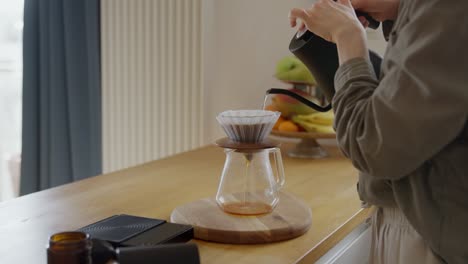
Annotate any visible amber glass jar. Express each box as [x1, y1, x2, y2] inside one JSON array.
[[47, 231, 92, 264]]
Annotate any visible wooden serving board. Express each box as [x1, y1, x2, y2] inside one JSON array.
[[170, 192, 312, 244]]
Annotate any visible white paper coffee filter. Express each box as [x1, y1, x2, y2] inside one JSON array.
[[216, 110, 280, 143]]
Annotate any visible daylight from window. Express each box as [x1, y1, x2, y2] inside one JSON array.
[[0, 0, 24, 201]]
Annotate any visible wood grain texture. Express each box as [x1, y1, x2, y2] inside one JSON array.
[[170, 192, 312, 244], [0, 143, 366, 264]]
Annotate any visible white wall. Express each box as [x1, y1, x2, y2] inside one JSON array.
[[202, 0, 387, 143], [202, 0, 311, 143]]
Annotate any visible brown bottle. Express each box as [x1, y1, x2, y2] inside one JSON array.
[[47, 231, 92, 264]]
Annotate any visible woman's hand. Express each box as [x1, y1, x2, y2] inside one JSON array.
[[289, 0, 364, 44], [289, 0, 369, 64], [352, 0, 400, 22]]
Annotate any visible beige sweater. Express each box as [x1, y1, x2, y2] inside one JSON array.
[[332, 0, 468, 263]]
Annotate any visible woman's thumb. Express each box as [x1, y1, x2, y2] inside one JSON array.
[[289, 8, 308, 22], [349, 0, 364, 9], [337, 0, 353, 8]]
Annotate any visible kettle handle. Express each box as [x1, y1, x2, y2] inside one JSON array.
[[266, 88, 332, 112]]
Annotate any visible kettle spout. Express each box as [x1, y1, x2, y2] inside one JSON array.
[[265, 88, 332, 113]]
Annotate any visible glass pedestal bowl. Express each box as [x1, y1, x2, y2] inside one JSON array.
[[270, 130, 336, 159]]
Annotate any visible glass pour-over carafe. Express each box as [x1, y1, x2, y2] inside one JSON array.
[[215, 110, 285, 215]]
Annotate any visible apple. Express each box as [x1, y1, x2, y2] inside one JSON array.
[[275, 56, 316, 85]]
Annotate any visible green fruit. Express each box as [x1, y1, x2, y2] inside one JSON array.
[[275, 56, 316, 85]]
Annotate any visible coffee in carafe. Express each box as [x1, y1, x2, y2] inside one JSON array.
[[215, 110, 285, 215]]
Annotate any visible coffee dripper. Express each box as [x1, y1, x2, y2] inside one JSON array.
[[215, 110, 285, 215]]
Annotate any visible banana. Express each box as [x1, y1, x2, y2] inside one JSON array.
[[293, 112, 334, 126], [292, 117, 335, 133], [292, 112, 335, 134]]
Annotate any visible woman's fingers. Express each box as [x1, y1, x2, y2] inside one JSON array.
[[289, 13, 297, 27], [299, 22, 306, 31], [358, 16, 369, 28], [289, 8, 309, 28]]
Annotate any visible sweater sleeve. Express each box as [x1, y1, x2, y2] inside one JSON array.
[[332, 1, 468, 180]]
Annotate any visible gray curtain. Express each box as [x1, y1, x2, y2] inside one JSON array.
[[21, 0, 101, 195]]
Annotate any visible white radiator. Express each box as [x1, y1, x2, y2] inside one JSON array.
[[101, 0, 204, 173]]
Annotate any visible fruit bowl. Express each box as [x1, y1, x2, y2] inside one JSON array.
[[270, 130, 336, 159], [266, 105, 336, 159], [269, 56, 335, 157]]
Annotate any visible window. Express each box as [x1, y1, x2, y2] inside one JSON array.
[[0, 0, 24, 201]]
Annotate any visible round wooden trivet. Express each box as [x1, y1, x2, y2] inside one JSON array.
[[170, 192, 312, 244]]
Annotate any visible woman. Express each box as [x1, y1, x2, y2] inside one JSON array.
[[289, 0, 468, 263]]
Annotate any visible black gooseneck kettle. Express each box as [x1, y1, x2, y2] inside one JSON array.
[[266, 11, 383, 112]]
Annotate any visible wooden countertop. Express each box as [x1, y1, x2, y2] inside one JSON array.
[[0, 143, 371, 263]]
